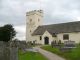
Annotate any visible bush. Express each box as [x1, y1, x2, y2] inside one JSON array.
[[0, 24, 16, 42]]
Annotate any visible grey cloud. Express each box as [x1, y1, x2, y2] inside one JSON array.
[[44, 14, 75, 25], [42, 0, 80, 25], [0, 0, 42, 26], [0, 0, 80, 40]]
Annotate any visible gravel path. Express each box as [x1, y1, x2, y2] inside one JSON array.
[[33, 47, 66, 60]]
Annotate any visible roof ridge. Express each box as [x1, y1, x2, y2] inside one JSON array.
[[41, 21, 80, 27]]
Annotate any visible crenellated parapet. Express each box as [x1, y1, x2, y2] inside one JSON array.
[[26, 10, 43, 42], [26, 10, 43, 17]]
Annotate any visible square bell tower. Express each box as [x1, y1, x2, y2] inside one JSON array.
[[26, 10, 43, 42]]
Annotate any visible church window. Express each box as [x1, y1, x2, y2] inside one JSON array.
[[40, 36, 42, 40], [63, 34, 69, 40]]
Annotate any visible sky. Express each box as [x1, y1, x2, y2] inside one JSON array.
[[0, 0, 80, 40]]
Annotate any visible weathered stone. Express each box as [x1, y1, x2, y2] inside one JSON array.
[[0, 41, 18, 60], [0, 41, 10, 60], [10, 47, 18, 60]]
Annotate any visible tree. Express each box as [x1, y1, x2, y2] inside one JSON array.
[[0, 24, 16, 42]]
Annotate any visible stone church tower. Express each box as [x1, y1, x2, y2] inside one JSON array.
[[26, 10, 43, 42]]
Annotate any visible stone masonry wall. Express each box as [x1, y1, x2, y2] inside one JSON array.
[[0, 41, 18, 60]]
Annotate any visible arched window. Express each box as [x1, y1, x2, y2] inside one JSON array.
[[40, 36, 42, 40]]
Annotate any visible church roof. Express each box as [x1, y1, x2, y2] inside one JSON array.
[[32, 21, 80, 35]]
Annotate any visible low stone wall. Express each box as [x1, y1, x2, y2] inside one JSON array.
[[0, 41, 10, 60], [0, 41, 5, 60], [0, 41, 18, 60]]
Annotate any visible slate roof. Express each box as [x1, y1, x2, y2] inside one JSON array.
[[32, 21, 80, 35]]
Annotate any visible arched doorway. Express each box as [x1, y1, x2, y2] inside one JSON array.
[[44, 37, 49, 45]]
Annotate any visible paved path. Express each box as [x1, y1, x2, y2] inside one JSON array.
[[33, 47, 66, 60]]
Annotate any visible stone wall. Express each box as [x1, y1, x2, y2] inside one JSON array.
[[0, 41, 10, 60], [10, 47, 18, 60], [0, 41, 18, 60]]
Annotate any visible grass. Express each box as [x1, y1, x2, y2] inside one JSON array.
[[41, 45, 62, 55], [41, 45, 80, 60], [18, 50, 48, 60], [68, 45, 80, 60]]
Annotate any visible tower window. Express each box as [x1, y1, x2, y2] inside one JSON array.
[[38, 19, 40, 22], [30, 30, 31, 32], [40, 36, 42, 40], [30, 19, 32, 22], [63, 34, 69, 40]]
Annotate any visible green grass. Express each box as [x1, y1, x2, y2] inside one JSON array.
[[41, 45, 80, 60], [18, 50, 48, 60], [41, 45, 62, 55], [68, 45, 80, 60]]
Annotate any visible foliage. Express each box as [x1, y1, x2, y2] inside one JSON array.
[[0, 24, 16, 42]]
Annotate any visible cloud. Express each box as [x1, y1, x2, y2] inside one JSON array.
[[14, 25, 26, 34], [43, 0, 80, 25], [0, 0, 80, 40], [14, 25, 26, 40]]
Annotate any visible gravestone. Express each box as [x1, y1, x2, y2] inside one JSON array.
[[60, 40, 76, 52], [64, 41, 75, 47], [51, 40, 62, 48], [0, 41, 10, 60], [0, 41, 5, 60], [10, 40, 18, 60], [10, 47, 18, 60]]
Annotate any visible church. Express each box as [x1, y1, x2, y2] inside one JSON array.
[[26, 10, 80, 45]]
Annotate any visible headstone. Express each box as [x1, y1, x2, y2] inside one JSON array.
[[0, 41, 5, 60], [10, 47, 18, 60], [0, 41, 18, 60], [0, 41, 10, 60], [60, 40, 76, 52]]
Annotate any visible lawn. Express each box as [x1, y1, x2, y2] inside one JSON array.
[[18, 50, 48, 60], [41, 45, 65, 57], [41, 45, 80, 60]]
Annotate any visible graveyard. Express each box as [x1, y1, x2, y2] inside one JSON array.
[[18, 40, 80, 60], [0, 24, 80, 60], [0, 24, 48, 60], [41, 43, 80, 60], [18, 42, 48, 60]]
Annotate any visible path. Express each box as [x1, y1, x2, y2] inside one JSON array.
[[33, 46, 66, 60]]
